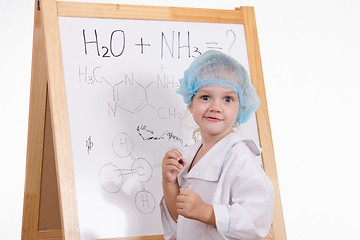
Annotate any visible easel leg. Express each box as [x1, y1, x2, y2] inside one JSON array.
[[21, 2, 48, 238], [21, 1, 62, 239]]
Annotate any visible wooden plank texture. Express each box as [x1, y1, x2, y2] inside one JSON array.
[[38, 94, 62, 231], [57, 1, 244, 23], [37, 230, 63, 240], [40, 0, 80, 239], [21, 3, 48, 239]]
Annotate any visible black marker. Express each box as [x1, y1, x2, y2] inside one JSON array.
[[178, 159, 184, 165]]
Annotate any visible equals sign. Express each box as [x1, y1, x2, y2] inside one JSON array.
[[206, 42, 222, 50]]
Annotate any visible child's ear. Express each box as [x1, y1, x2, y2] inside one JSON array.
[[188, 105, 193, 114]]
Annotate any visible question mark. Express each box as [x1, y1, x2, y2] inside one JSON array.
[[226, 29, 236, 55]]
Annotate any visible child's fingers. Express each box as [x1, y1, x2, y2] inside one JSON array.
[[176, 196, 186, 211], [163, 150, 185, 168], [162, 149, 186, 183], [179, 187, 192, 195], [176, 191, 186, 201], [164, 164, 181, 174], [176, 190, 193, 215], [172, 148, 186, 166], [162, 164, 181, 183], [176, 188, 191, 202], [165, 148, 183, 161], [163, 158, 183, 171]]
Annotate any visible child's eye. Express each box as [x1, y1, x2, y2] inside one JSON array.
[[200, 95, 210, 101], [224, 97, 233, 103]]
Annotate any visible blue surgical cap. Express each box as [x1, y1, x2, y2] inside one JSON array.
[[176, 50, 260, 124]]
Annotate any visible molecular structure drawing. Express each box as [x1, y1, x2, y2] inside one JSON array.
[[109, 80, 157, 117], [98, 132, 162, 214], [79, 65, 183, 120]]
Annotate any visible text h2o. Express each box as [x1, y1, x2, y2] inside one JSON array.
[[83, 29, 125, 58]]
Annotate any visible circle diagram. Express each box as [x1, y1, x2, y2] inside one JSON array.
[[98, 163, 123, 193], [135, 190, 155, 214], [112, 132, 133, 158], [131, 158, 153, 183]]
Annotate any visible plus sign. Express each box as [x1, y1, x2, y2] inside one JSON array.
[[135, 38, 151, 54], [159, 64, 167, 72]]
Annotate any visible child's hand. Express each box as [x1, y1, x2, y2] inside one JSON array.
[[176, 188, 214, 225], [162, 149, 185, 184]]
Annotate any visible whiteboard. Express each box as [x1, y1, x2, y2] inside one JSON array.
[[58, 16, 260, 239]]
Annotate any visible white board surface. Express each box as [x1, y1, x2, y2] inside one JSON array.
[[58, 16, 260, 239]]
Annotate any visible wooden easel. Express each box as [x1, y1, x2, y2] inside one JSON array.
[[21, 1, 286, 239]]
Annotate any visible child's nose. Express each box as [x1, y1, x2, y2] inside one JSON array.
[[209, 99, 222, 112]]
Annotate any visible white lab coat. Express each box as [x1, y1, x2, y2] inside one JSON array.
[[160, 132, 274, 240]]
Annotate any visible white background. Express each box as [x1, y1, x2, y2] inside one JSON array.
[[1, 0, 360, 239]]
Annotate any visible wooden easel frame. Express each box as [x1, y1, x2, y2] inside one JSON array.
[[22, 1, 286, 239]]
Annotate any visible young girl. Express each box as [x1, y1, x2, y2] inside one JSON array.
[[160, 50, 274, 240]]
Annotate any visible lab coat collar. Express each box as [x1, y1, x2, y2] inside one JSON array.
[[178, 132, 261, 183]]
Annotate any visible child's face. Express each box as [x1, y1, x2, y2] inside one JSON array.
[[189, 85, 239, 140]]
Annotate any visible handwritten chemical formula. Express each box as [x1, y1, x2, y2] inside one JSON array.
[[77, 65, 183, 120], [82, 28, 237, 58]]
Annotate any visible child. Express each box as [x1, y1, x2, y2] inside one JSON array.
[[160, 50, 274, 240]]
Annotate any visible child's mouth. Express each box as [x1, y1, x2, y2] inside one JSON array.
[[204, 116, 222, 122]]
